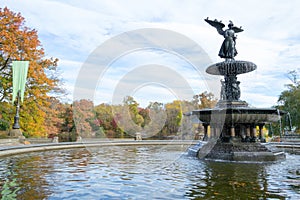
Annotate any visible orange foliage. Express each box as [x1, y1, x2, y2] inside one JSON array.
[[0, 7, 60, 137]]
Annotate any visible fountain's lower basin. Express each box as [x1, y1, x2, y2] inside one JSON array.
[[0, 146, 299, 199], [191, 106, 286, 162]]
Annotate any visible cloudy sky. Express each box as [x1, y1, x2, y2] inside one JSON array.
[[2, 0, 300, 107]]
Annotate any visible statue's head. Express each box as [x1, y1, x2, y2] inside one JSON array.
[[228, 20, 234, 28]]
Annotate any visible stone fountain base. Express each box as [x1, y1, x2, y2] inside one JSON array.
[[196, 140, 285, 162]]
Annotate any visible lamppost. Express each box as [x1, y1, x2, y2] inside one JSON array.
[[12, 90, 21, 129]]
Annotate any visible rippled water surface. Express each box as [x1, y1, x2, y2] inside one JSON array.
[[0, 145, 299, 199]]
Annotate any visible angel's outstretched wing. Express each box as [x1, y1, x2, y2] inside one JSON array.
[[204, 18, 225, 35], [232, 26, 244, 33]]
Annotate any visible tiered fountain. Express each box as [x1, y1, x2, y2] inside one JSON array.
[[191, 18, 285, 162]]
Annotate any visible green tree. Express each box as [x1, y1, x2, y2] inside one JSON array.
[[0, 102, 11, 131], [147, 102, 163, 112], [123, 96, 144, 127], [276, 70, 300, 133], [164, 100, 183, 136], [0, 7, 60, 137], [161, 100, 196, 138]]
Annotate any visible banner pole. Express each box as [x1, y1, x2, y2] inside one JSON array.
[[12, 90, 21, 129]]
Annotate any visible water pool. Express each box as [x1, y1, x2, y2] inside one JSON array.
[[0, 145, 299, 199]]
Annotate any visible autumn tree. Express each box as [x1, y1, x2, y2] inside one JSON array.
[[160, 100, 196, 138], [161, 100, 183, 137], [192, 91, 218, 109], [0, 7, 60, 137], [60, 103, 75, 133], [44, 97, 64, 138], [138, 107, 150, 128], [73, 99, 96, 137], [94, 103, 113, 131], [94, 103, 124, 138], [109, 96, 142, 136]]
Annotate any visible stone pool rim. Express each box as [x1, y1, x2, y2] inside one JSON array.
[[0, 140, 198, 157], [0, 139, 299, 158]]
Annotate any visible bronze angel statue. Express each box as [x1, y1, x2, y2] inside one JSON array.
[[205, 18, 243, 60]]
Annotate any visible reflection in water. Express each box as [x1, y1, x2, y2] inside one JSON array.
[[0, 155, 51, 199], [185, 161, 278, 199], [0, 146, 299, 199]]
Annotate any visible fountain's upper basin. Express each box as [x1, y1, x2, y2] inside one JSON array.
[[206, 60, 257, 75], [192, 107, 285, 124]]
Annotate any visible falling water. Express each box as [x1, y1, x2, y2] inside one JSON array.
[[286, 112, 293, 132], [277, 109, 283, 138]]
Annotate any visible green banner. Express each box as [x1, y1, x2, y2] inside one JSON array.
[[12, 61, 29, 103]]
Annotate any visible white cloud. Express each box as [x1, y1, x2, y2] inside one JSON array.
[[92, 50, 211, 106], [2, 0, 300, 108]]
